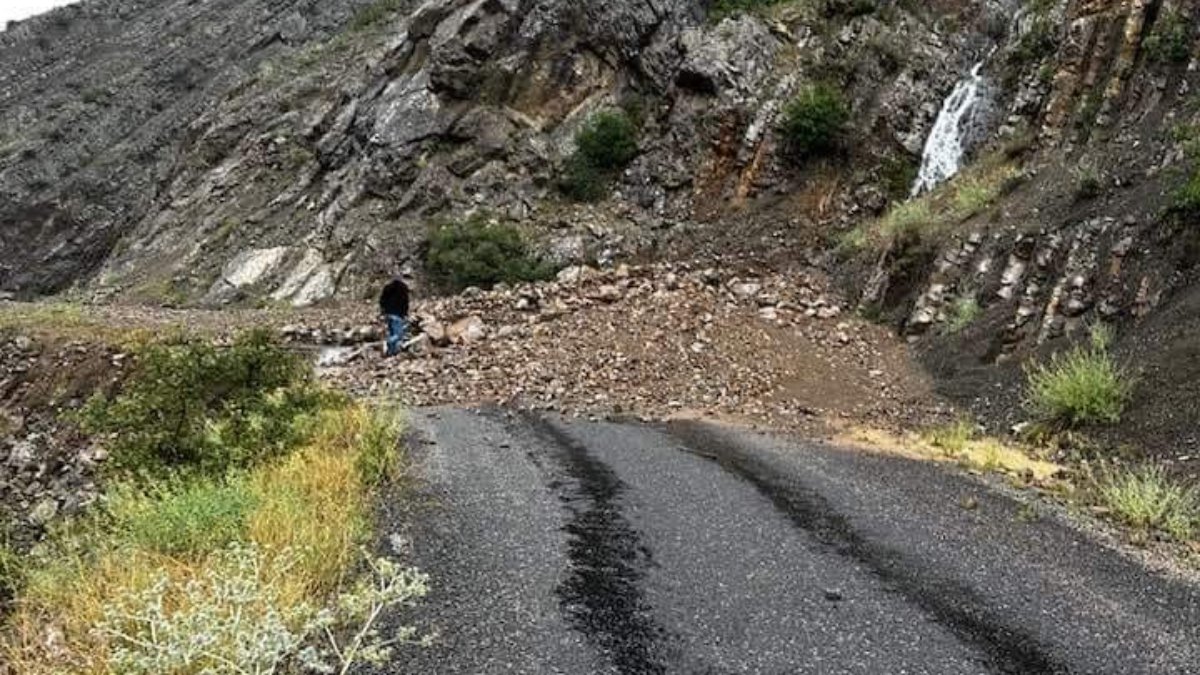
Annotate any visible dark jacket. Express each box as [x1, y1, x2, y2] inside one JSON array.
[[379, 278, 410, 317]]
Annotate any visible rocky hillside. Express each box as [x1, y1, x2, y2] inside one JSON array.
[[3, 0, 1200, 447], [0, 0, 389, 297], [1, 0, 1006, 304]]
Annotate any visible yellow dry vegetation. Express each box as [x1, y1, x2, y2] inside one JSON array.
[[835, 423, 1062, 484], [0, 402, 401, 674]]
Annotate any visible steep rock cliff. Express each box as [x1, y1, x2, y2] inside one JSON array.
[[1, 0, 1003, 304]]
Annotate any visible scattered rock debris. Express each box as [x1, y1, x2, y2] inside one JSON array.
[[301, 263, 951, 432]]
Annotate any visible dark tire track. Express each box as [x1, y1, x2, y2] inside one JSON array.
[[664, 420, 1069, 675], [518, 411, 671, 675]]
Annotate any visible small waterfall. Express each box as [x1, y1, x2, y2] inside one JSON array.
[[911, 61, 987, 196]]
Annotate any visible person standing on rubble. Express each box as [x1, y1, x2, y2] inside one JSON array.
[[378, 273, 411, 357]]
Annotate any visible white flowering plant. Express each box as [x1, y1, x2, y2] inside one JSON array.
[[94, 543, 429, 674]]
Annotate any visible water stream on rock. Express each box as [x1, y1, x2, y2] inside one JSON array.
[[911, 61, 987, 196]]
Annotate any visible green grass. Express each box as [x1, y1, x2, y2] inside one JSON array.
[[952, 175, 1002, 218], [843, 158, 1020, 254], [921, 418, 976, 456], [106, 476, 257, 556], [350, 0, 407, 31], [3, 398, 411, 673], [944, 296, 981, 334], [1096, 464, 1199, 541], [0, 523, 21, 608], [1024, 327, 1132, 427], [879, 198, 934, 240]]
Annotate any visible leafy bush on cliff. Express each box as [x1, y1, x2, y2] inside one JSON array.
[[559, 109, 640, 201], [559, 155, 610, 202], [778, 84, 850, 160], [80, 330, 329, 478], [1145, 9, 1192, 64], [575, 110, 639, 170], [1174, 171, 1200, 214], [1169, 124, 1200, 215], [426, 215, 556, 290]]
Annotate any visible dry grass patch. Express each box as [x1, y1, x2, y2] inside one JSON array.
[[838, 423, 1062, 483], [1, 402, 413, 674]]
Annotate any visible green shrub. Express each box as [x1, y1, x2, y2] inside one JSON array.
[[574, 110, 639, 170], [107, 477, 257, 556], [1169, 124, 1200, 215], [95, 543, 428, 675], [558, 109, 640, 202], [778, 84, 850, 160], [1145, 9, 1192, 64], [81, 330, 328, 478], [557, 154, 610, 202], [1024, 326, 1132, 427], [880, 154, 918, 201], [1096, 464, 1199, 541], [425, 215, 555, 290], [1173, 169, 1200, 214], [824, 0, 876, 17], [1006, 15, 1056, 67]]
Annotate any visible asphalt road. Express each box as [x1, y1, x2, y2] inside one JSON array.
[[372, 407, 1200, 674]]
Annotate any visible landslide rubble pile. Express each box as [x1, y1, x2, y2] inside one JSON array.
[[313, 263, 948, 430]]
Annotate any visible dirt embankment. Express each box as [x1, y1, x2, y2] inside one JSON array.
[[0, 331, 125, 550]]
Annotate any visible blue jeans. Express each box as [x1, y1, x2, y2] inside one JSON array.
[[384, 315, 409, 356]]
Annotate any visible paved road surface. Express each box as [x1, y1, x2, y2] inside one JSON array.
[[372, 407, 1200, 674]]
